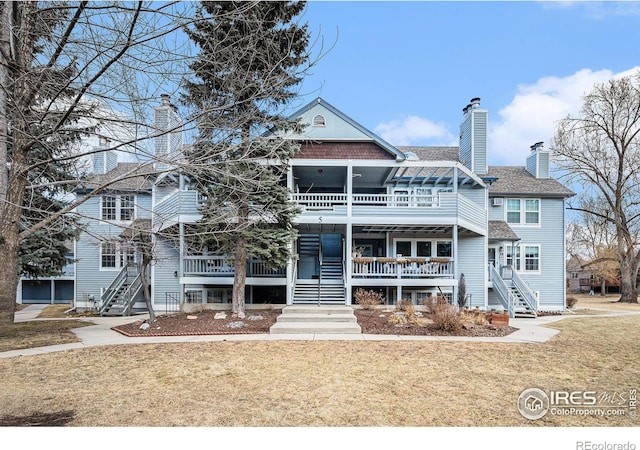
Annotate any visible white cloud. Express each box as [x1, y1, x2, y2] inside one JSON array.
[[374, 115, 456, 146], [489, 66, 640, 165]]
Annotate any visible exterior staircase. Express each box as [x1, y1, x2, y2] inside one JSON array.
[[507, 285, 537, 318], [269, 305, 361, 334], [99, 265, 144, 316], [489, 265, 538, 318], [293, 281, 346, 304]]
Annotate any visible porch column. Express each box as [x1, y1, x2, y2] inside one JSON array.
[[286, 238, 293, 305], [345, 161, 353, 305], [452, 223, 458, 306], [179, 222, 185, 304]]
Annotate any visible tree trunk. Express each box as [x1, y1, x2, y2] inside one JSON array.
[[0, 236, 19, 324], [140, 258, 155, 323], [618, 254, 639, 303], [232, 236, 247, 318], [600, 277, 606, 297]]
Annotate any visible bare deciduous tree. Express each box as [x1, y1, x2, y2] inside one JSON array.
[[0, 1, 195, 324], [554, 72, 640, 303]]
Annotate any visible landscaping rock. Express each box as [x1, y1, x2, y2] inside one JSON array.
[[462, 322, 475, 330], [214, 312, 227, 320], [227, 321, 246, 330], [247, 315, 264, 321], [139, 322, 150, 331], [186, 315, 198, 320]]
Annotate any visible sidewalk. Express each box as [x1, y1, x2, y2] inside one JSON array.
[[2, 304, 638, 359]]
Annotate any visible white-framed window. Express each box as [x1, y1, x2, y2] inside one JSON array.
[[523, 245, 540, 272], [101, 195, 117, 221], [120, 195, 135, 221], [100, 241, 135, 270], [506, 244, 541, 273], [101, 195, 136, 221], [101, 242, 117, 268], [506, 198, 540, 225], [506, 246, 521, 271], [312, 114, 326, 127]]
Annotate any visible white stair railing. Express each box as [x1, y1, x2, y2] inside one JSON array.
[[489, 265, 516, 318], [511, 270, 538, 316]]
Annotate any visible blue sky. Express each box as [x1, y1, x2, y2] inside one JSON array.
[[293, 1, 640, 166]]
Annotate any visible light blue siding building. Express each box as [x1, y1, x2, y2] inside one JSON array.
[[70, 96, 574, 317]]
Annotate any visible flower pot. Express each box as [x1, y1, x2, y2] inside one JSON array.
[[490, 311, 509, 327]]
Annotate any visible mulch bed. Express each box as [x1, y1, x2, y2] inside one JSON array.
[[112, 307, 516, 338], [355, 309, 517, 337], [113, 309, 280, 336]]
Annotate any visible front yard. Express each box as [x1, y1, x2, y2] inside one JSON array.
[[0, 311, 638, 427]]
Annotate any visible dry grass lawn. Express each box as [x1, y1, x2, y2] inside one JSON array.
[[0, 313, 638, 427], [0, 320, 91, 353], [569, 293, 640, 312]]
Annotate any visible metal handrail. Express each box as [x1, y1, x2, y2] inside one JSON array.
[[511, 269, 538, 316], [489, 264, 515, 318], [99, 265, 129, 313], [121, 273, 143, 316]]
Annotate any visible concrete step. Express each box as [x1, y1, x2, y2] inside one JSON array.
[[270, 305, 361, 334], [277, 313, 357, 323], [269, 321, 362, 334], [282, 305, 353, 314]]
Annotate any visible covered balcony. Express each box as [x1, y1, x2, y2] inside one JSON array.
[[182, 255, 285, 278], [352, 256, 453, 279]]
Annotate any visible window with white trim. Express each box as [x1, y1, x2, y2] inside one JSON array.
[[101, 195, 136, 221], [506, 198, 540, 225], [100, 241, 135, 269], [506, 246, 521, 271], [524, 245, 540, 271], [101, 196, 117, 220], [506, 245, 541, 272], [101, 242, 117, 268]]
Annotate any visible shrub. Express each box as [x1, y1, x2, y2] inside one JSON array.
[[387, 313, 406, 326], [459, 308, 488, 326], [354, 289, 385, 310], [432, 303, 461, 331], [566, 296, 578, 308], [395, 297, 413, 312]]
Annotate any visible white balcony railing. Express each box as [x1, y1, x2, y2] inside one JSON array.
[[291, 193, 347, 210], [182, 256, 285, 277], [352, 193, 438, 208], [352, 257, 454, 279]]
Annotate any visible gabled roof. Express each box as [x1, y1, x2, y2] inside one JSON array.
[[76, 163, 155, 193], [289, 98, 406, 161], [488, 221, 520, 241], [398, 146, 459, 162], [487, 166, 575, 198]]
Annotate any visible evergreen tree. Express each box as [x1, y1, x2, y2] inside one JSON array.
[[182, 1, 310, 317]]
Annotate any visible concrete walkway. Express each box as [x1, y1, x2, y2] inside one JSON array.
[[2, 304, 638, 359]]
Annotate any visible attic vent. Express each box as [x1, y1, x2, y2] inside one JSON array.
[[312, 114, 326, 127], [492, 197, 504, 207]]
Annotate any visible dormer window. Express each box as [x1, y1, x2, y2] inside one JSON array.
[[312, 114, 326, 127]]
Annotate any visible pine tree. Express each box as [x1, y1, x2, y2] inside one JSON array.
[[182, 1, 310, 317]]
